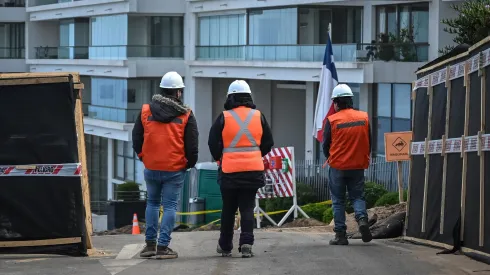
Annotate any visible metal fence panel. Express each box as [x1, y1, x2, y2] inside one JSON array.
[[294, 157, 409, 202]]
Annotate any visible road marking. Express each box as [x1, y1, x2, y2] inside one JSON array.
[[115, 244, 145, 260], [99, 259, 146, 275]]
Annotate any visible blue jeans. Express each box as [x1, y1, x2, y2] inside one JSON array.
[[328, 167, 368, 233], [144, 169, 185, 246]]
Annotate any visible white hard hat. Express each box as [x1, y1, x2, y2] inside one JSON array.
[[227, 80, 252, 95], [160, 71, 185, 89], [331, 84, 354, 99]]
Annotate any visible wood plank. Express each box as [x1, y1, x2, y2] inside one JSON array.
[[75, 95, 93, 249], [422, 78, 433, 233], [416, 51, 469, 75], [440, 66, 452, 234], [405, 81, 417, 234], [0, 237, 81, 248], [460, 61, 471, 241], [0, 77, 70, 86], [0, 72, 80, 83], [479, 66, 486, 247]]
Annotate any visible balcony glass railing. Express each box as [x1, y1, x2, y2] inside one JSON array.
[[28, 0, 81, 7], [0, 47, 25, 59], [0, 0, 25, 7], [196, 43, 429, 63], [88, 106, 140, 123], [34, 45, 184, 60]]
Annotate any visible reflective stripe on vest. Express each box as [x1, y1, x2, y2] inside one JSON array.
[[222, 109, 260, 153]]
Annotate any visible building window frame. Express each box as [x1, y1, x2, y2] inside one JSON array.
[[372, 83, 412, 156]]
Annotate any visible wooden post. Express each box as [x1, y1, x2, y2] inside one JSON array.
[[460, 61, 470, 241], [405, 81, 417, 233], [440, 65, 452, 234], [478, 54, 486, 247], [75, 88, 93, 249], [397, 161, 405, 202], [422, 76, 433, 233]]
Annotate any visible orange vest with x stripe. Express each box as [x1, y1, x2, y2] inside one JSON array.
[[221, 107, 264, 173]]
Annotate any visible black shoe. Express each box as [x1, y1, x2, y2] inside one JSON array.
[[329, 232, 349, 245], [216, 244, 232, 257], [239, 244, 254, 258], [139, 241, 156, 258], [156, 246, 178, 259], [358, 218, 373, 243]]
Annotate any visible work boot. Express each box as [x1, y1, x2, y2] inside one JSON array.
[[358, 217, 373, 243], [329, 231, 349, 245], [239, 244, 254, 258], [139, 241, 156, 258], [216, 244, 232, 257], [156, 245, 178, 259]]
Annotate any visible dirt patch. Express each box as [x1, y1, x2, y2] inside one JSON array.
[[347, 203, 407, 237], [282, 218, 326, 228], [192, 223, 220, 231], [94, 222, 146, 236], [87, 248, 115, 257]]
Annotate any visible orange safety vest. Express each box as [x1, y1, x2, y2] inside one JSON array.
[[140, 104, 190, 171], [221, 107, 264, 173], [328, 109, 370, 170]]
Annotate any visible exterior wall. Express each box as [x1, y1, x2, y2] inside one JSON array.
[[0, 7, 26, 22], [0, 59, 27, 72], [26, 20, 58, 59]]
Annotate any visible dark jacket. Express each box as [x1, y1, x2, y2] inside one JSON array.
[[132, 94, 199, 169], [208, 96, 274, 190], [322, 108, 372, 162]]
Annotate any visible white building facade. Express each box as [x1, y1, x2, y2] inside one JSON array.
[[12, 0, 460, 204]]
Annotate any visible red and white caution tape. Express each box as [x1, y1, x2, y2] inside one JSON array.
[[411, 134, 490, 156], [413, 48, 490, 91], [0, 163, 82, 177]]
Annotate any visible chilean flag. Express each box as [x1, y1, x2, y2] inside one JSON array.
[[312, 32, 338, 142]]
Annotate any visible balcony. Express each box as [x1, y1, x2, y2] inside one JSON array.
[[88, 106, 139, 123], [0, 47, 25, 59], [196, 43, 429, 63], [0, 0, 25, 7], [34, 45, 184, 60]]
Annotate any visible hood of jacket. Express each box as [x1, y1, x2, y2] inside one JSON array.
[[149, 94, 190, 123]]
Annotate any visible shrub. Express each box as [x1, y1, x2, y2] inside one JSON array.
[[345, 181, 387, 213], [375, 191, 408, 207], [364, 182, 388, 208], [116, 181, 141, 201], [296, 182, 318, 206], [322, 207, 334, 224], [302, 202, 330, 222]]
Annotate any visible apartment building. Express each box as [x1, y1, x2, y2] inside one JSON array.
[[0, 0, 27, 72], [18, 0, 459, 202]]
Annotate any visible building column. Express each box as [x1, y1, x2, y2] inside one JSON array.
[[428, 1, 458, 61], [107, 138, 114, 200], [362, 2, 376, 44], [305, 82, 315, 162], [186, 77, 213, 162], [184, 7, 197, 61]]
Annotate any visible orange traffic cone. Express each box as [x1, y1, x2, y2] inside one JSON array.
[[132, 213, 141, 235]]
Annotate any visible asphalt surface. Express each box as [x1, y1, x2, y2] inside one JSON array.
[[1, 231, 489, 275]]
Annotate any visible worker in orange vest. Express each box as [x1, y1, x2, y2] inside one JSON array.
[[208, 80, 274, 258], [132, 71, 199, 259], [322, 84, 372, 245]]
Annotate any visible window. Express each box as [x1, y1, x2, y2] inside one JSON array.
[[376, 3, 428, 41], [373, 83, 412, 155], [85, 135, 108, 211], [248, 8, 298, 45], [114, 140, 144, 184], [198, 14, 246, 46], [90, 14, 128, 59]]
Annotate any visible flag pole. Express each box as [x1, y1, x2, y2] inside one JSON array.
[[328, 23, 332, 39]]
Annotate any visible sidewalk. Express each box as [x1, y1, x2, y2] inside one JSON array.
[[1, 231, 489, 275]]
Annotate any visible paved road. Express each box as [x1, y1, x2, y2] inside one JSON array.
[[0, 231, 489, 275]]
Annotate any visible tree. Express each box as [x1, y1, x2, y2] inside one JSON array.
[[440, 0, 490, 55]]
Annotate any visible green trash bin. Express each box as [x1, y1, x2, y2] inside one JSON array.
[[195, 162, 222, 224]]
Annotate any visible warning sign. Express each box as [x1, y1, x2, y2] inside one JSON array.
[[384, 131, 412, 162]]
